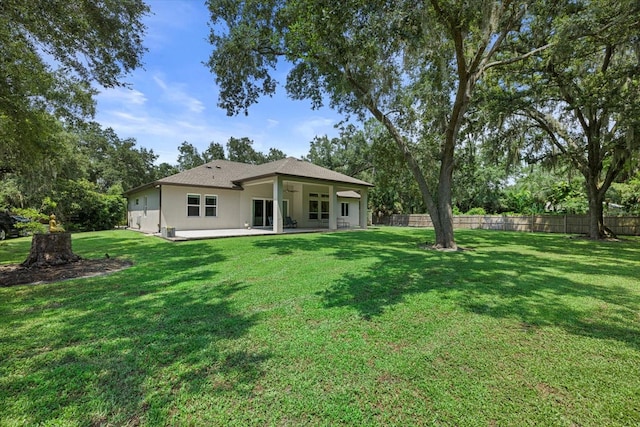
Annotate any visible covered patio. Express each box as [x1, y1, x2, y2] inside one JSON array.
[[238, 175, 369, 234]]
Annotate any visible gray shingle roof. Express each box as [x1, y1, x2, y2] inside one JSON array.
[[131, 157, 373, 194], [232, 157, 373, 187], [155, 159, 253, 189]]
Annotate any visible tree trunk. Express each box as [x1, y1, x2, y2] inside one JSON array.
[[434, 160, 457, 250], [426, 97, 460, 251], [585, 174, 605, 240], [432, 207, 456, 249], [586, 182, 605, 239], [21, 233, 81, 268], [367, 103, 454, 248]]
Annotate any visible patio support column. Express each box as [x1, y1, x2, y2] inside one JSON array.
[[359, 188, 368, 229], [329, 185, 337, 230], [273, 176, 283, 233]]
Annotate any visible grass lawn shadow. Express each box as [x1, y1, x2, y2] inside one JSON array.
[[257, 228, 640, 349], [0, 233, 270, 425]]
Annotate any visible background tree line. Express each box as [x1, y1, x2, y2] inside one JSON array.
[[1, 107, 638, 233], [305, 119, 640, 221]]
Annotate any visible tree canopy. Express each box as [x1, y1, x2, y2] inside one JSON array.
[[227, 137, 286, 164], [0, 0, 150, 175]]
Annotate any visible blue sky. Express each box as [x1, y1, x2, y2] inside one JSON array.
[[94, 0, 343, 165]]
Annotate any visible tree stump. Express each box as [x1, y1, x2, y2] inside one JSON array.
[[21, 233, 81, 268]]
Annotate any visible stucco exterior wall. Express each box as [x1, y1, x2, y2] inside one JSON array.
[[337, 197, 360, 227], [127, 188, 161, 233], [160, 185, 242, 230], [290, 183, 304, 222]]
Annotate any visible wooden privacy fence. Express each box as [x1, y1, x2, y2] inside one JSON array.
[[388, 214, 640, 236]]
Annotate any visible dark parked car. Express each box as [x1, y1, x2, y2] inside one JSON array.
[[0, 211, 30, 240]]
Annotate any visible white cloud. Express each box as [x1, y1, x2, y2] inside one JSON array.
[[294, 117, 336, 141], [96, 87, 147, 106], [153, 75, 205, 113], [98, 106, 242, 164], [110, 111, 148, 123]]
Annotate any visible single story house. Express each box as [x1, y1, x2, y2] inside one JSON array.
[[125, 157, 373, 234]]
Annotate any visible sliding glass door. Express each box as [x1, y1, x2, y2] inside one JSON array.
[[253, 199, 287, 227]]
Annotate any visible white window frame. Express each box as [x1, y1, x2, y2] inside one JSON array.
[[187, 194, 201, 217], [205, 194, 218, 217], [340, 202, 349, 217], [309, 199, 319, 220], [309, 193, 330, 220], [320, 200, 330, 220]]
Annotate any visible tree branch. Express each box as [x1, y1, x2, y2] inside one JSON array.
[[484, 43, 553, 70], [430, 0, 467, 76], [343, 69, 440, 225], [601, 44, 613, 73], [600, 147, 629, 198], [522, 108, 587, 175]]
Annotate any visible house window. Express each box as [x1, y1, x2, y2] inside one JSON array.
[[321, 200, 329, 219], [341, 202, 349, 217], [143, 196, 148, 217], [309, 200, 319, 220], [205, 195, 217, 217], [187, 194, 200, 217], [309, 193, 330, 220]]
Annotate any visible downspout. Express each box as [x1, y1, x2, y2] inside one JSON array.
[[157, 184, 162, 233]]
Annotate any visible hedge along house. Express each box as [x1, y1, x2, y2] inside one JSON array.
[[125, 157, 373, 235]]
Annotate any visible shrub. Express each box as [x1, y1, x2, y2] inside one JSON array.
[[465, 207, 486, 215], [12, 208, 48, 235], [46, 179, 127, 231]]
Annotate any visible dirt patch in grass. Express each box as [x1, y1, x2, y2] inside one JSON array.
[[0, 258, 133, 287]]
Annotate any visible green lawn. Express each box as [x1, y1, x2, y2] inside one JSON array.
[[1, 227, 639, 426]]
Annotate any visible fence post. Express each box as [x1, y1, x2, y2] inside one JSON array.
[[564, 215, 567, 234], [531, 214, 534, 233]]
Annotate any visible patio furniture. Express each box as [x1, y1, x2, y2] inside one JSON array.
[[284, 216, 298, 228], [337, 218, 350, 229]]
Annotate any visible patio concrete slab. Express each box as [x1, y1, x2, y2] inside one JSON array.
[[167, 227, 334, 241], [174, 228, 275, 240]]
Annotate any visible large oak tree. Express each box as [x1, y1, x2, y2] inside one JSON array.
[[206, 0, 545, 249], [485, 0, 640, 238]]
